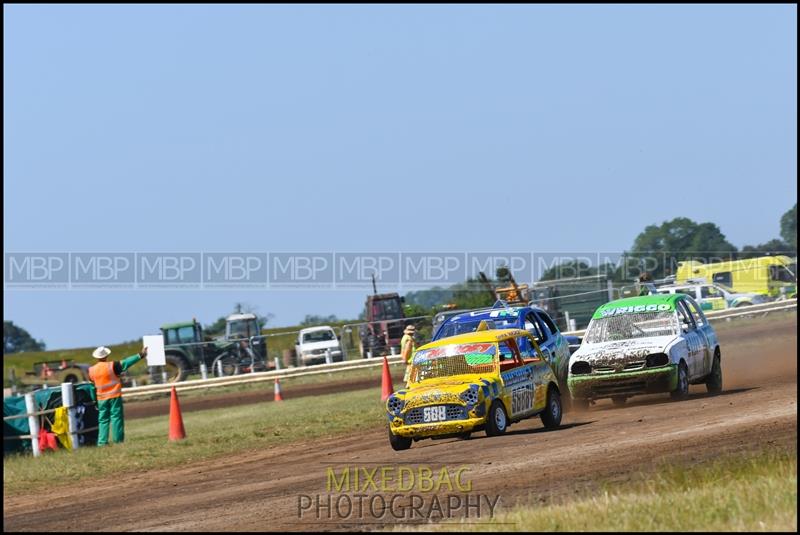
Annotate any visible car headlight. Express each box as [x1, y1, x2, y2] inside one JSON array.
[[387, 395, 404, 415], [571, 361, 591, 375], [645, 353, 669, 367], [459, 385, 480, 406]]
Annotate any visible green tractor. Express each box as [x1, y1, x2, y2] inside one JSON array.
[[155, 314, 271, 382]]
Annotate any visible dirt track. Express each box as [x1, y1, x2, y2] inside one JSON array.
[[4, 315, 797, 532]]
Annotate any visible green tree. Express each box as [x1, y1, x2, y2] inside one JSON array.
[[403, 287, 454, 309], [739, 204, 796, 258], [299, 314, 340, 326], [780, 203, 796, 251], [738, 239, 794, 259], [540, 260, 595, 281], [3, 321, 46, 353], [628, 217, 737, 280], [538, 260, 624, 283]]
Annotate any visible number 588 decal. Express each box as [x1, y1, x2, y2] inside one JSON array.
[[423, 406, 447, 422], [511, 385, 533, 414]]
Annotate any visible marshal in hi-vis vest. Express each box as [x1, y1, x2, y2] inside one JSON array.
[[89, 361, 122, 401], [401, 334, 417, 364]]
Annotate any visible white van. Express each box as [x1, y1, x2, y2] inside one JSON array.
[[295, 326, 344, 365]]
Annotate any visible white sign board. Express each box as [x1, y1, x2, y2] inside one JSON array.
[[142, 335, 166, 367]]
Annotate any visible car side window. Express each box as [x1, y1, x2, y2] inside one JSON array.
[[701, 286, 721, 298], [683, 298, 706, 327], [524, 313, 545, 343], [712, 271, 732, 285], [676, 300, 697, 331], [497, 341, 514, 362], [537, 311, 559, 335], [519, 336, 541, 360], [532, 313, 550, 342]]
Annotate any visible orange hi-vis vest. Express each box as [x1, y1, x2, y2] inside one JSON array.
[[89, 362, 122, 401]]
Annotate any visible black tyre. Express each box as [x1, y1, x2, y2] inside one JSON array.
[[485, 400, 509, 437], [540, 388, 563, 429], [389, 428, 412, 451], [164, 354, 189, 382], [212, 353, 241, 377], [63, 374, 79, 384], [706, 353, 722, 394], [612, 396, 627, 406], [670, 361, 689, 400]]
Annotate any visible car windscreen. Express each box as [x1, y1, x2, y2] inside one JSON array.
[[410, 343, 497, 382], [770, 265, 796, 283], [436, 317, 517, 339], [302, 330, 336, 343], [584, 312, 679, 343]]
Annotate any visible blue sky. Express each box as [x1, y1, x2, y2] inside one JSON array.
[[4, 5, 797, 349]]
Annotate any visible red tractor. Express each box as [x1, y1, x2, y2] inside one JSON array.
[[358, 291, 406, 358]]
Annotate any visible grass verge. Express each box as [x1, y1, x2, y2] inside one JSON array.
[[416, 447, 797, 532], [4, 386, 386, 495]]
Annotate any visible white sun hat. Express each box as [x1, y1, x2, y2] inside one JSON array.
[[92, 346, 112, 359]]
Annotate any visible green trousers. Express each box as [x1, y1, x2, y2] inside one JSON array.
[[97, 397, 125, 446]]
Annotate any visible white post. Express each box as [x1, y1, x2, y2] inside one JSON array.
[[200, 362, 208, 380], [569, 318, 577, 331], [61, 382, 79, 451], [564, 310, 571, 331], [161, 370, 168, 383], [325, 349, 332, 365], [25, 393, 40, 458], [274, 356, 281, 371], [216, 360, 223, 376], [390, 346, 398, 356], [607, 279, 615, 302], [366, 350, 372, 359]]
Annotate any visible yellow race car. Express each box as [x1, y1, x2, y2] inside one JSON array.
[[386, 328, 563, 450]]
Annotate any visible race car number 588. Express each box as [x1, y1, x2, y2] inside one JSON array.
[[423, 406, 447, 422]]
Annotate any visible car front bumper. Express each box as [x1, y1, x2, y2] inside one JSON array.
[[568, 364, 678, 400], [389, 416, 486, 439], [299, 350, 343, 364]]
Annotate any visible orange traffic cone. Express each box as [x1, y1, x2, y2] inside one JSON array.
[[381, 356, 394, 402], [274, 378, 284, 402], [168, 386, 186, 441]]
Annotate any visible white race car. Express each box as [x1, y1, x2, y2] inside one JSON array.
[[568, 293, 722, 408]]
